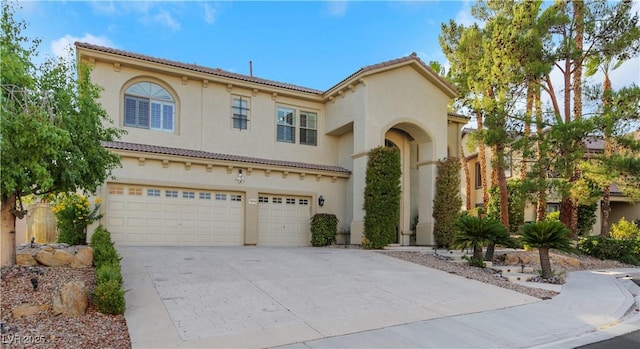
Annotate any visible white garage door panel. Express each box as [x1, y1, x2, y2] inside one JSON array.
[[258, 196, 311, 247], [106, 185, 243, 246]]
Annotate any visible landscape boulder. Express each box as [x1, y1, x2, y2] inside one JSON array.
[[52, 281, 87, 317], [12, 304, 48, 318], [36, 249, 73, 267], [70, 247, 93, 268], [16, 252, 38, 266]]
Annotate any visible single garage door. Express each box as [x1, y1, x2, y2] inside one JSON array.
[[258, 195, 311, 246], [106, 184, 243, 246]]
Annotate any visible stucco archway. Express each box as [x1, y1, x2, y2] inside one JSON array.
[[383, 122, 435, 246]]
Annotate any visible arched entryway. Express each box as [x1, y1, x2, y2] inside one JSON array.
[[384, 123, 434, 246]]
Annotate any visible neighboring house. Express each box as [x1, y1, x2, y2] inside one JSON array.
[[460, 129, 640, 235], [69, 42, 465, 247]]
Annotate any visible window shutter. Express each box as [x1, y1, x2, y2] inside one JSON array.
[[124, 97, 137, 126], [163, 104, 174, 131], [138, 100, 150, 128], [151, 103, 162, 129]]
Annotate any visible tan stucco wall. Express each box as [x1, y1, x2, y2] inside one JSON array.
[[89, 61, 338, 166]]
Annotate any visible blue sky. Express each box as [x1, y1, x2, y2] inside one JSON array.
[[16, 0, 484, 91], [15, 0, 640, 93]]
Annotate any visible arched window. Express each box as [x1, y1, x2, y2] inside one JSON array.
[[124, 82, 175, 132]]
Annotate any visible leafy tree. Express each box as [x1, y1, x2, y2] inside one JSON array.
[[363, 146, 401, 249], [0, 2, 123, 266], [521, 221, 574, 279], [432, 157, 462, 248]]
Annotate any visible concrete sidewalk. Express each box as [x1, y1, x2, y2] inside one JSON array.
[[118, 247, 639, 349]]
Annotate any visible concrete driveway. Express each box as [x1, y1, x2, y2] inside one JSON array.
[[118, 247, 540, 348]]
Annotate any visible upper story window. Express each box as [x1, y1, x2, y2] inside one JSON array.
[[300, 111, 317, 146], [124, 82, 175, 132], [276, 106, 317, 146], [277, 107, 295, 143], [232, 96, 250, 130]]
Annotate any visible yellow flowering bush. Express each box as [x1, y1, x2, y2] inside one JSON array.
[[51, 192, 103, 245]]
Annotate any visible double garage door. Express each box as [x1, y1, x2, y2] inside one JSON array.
[[106, 185, 311, 246]]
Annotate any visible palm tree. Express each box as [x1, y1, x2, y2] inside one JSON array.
[[521, 221, 574, 279], [452, 215, 509, 261]]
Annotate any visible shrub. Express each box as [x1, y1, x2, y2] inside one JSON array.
[[546, 211, 560, 222], [577, 203, 597, 236], [90, 225, 127, 314], [310, 214, 338, 247], [578, 236, 640, 265], [364, 146, 401, 249], [432, 157, 462, 248], [93, 280, 126, 315], [610, 218, 640, 241], [91, 226, 121, 268], [96, 263, 123, 286], [486, 180, 529, 233], [51, 192, 103, 245], [90, 225, 112, 246]]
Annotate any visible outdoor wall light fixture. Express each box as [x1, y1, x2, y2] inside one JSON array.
[[318, 195, 325, 207], [236, 169, 245, 184]]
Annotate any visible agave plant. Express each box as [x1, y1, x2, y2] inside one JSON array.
[[452, 215, 509, 261], [521, 220, 574, 279]]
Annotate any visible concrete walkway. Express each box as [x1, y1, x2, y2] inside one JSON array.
[[118, 247, 639, 349]]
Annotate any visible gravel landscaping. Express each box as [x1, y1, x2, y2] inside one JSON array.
[[1, 265, 130, 349]]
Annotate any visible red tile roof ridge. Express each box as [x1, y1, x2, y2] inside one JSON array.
[[76, 42, 324, 95], [101, 141, 351, 174]]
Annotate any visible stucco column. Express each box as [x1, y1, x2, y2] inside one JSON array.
[[244, 188, 259, 245], [416, 161, 437, 246], [350, 153, 368, 245]]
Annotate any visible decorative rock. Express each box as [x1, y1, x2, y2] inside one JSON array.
[[71, 247, 93, 268], [42, 246, 54, 252], [12, 304, 48, 318], [36, 250, 73, 267], [16, 252, 38, 266], [52, 281, 87, 316]]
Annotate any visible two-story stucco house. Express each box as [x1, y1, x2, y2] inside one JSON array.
[[76, 42, 466, 247]]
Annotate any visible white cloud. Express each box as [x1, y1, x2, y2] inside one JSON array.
[[327, 1, 348, 17], [50, 34, 115, 61], [89, 1, 117, 15], [153, 10, 181, 31], [204, 3, 217, 24], [454, 0, 475, 27]]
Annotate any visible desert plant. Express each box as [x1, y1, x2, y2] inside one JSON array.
[[521, 221, 574, 279], [452, 215, 508, 261], [310, 213, 338, 247], [363, 146, 401, 249]]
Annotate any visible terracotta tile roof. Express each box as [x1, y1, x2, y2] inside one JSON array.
[[102, 141, 351, 174], [326, 52, 457, 94], [76, 42, 324, 95]]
